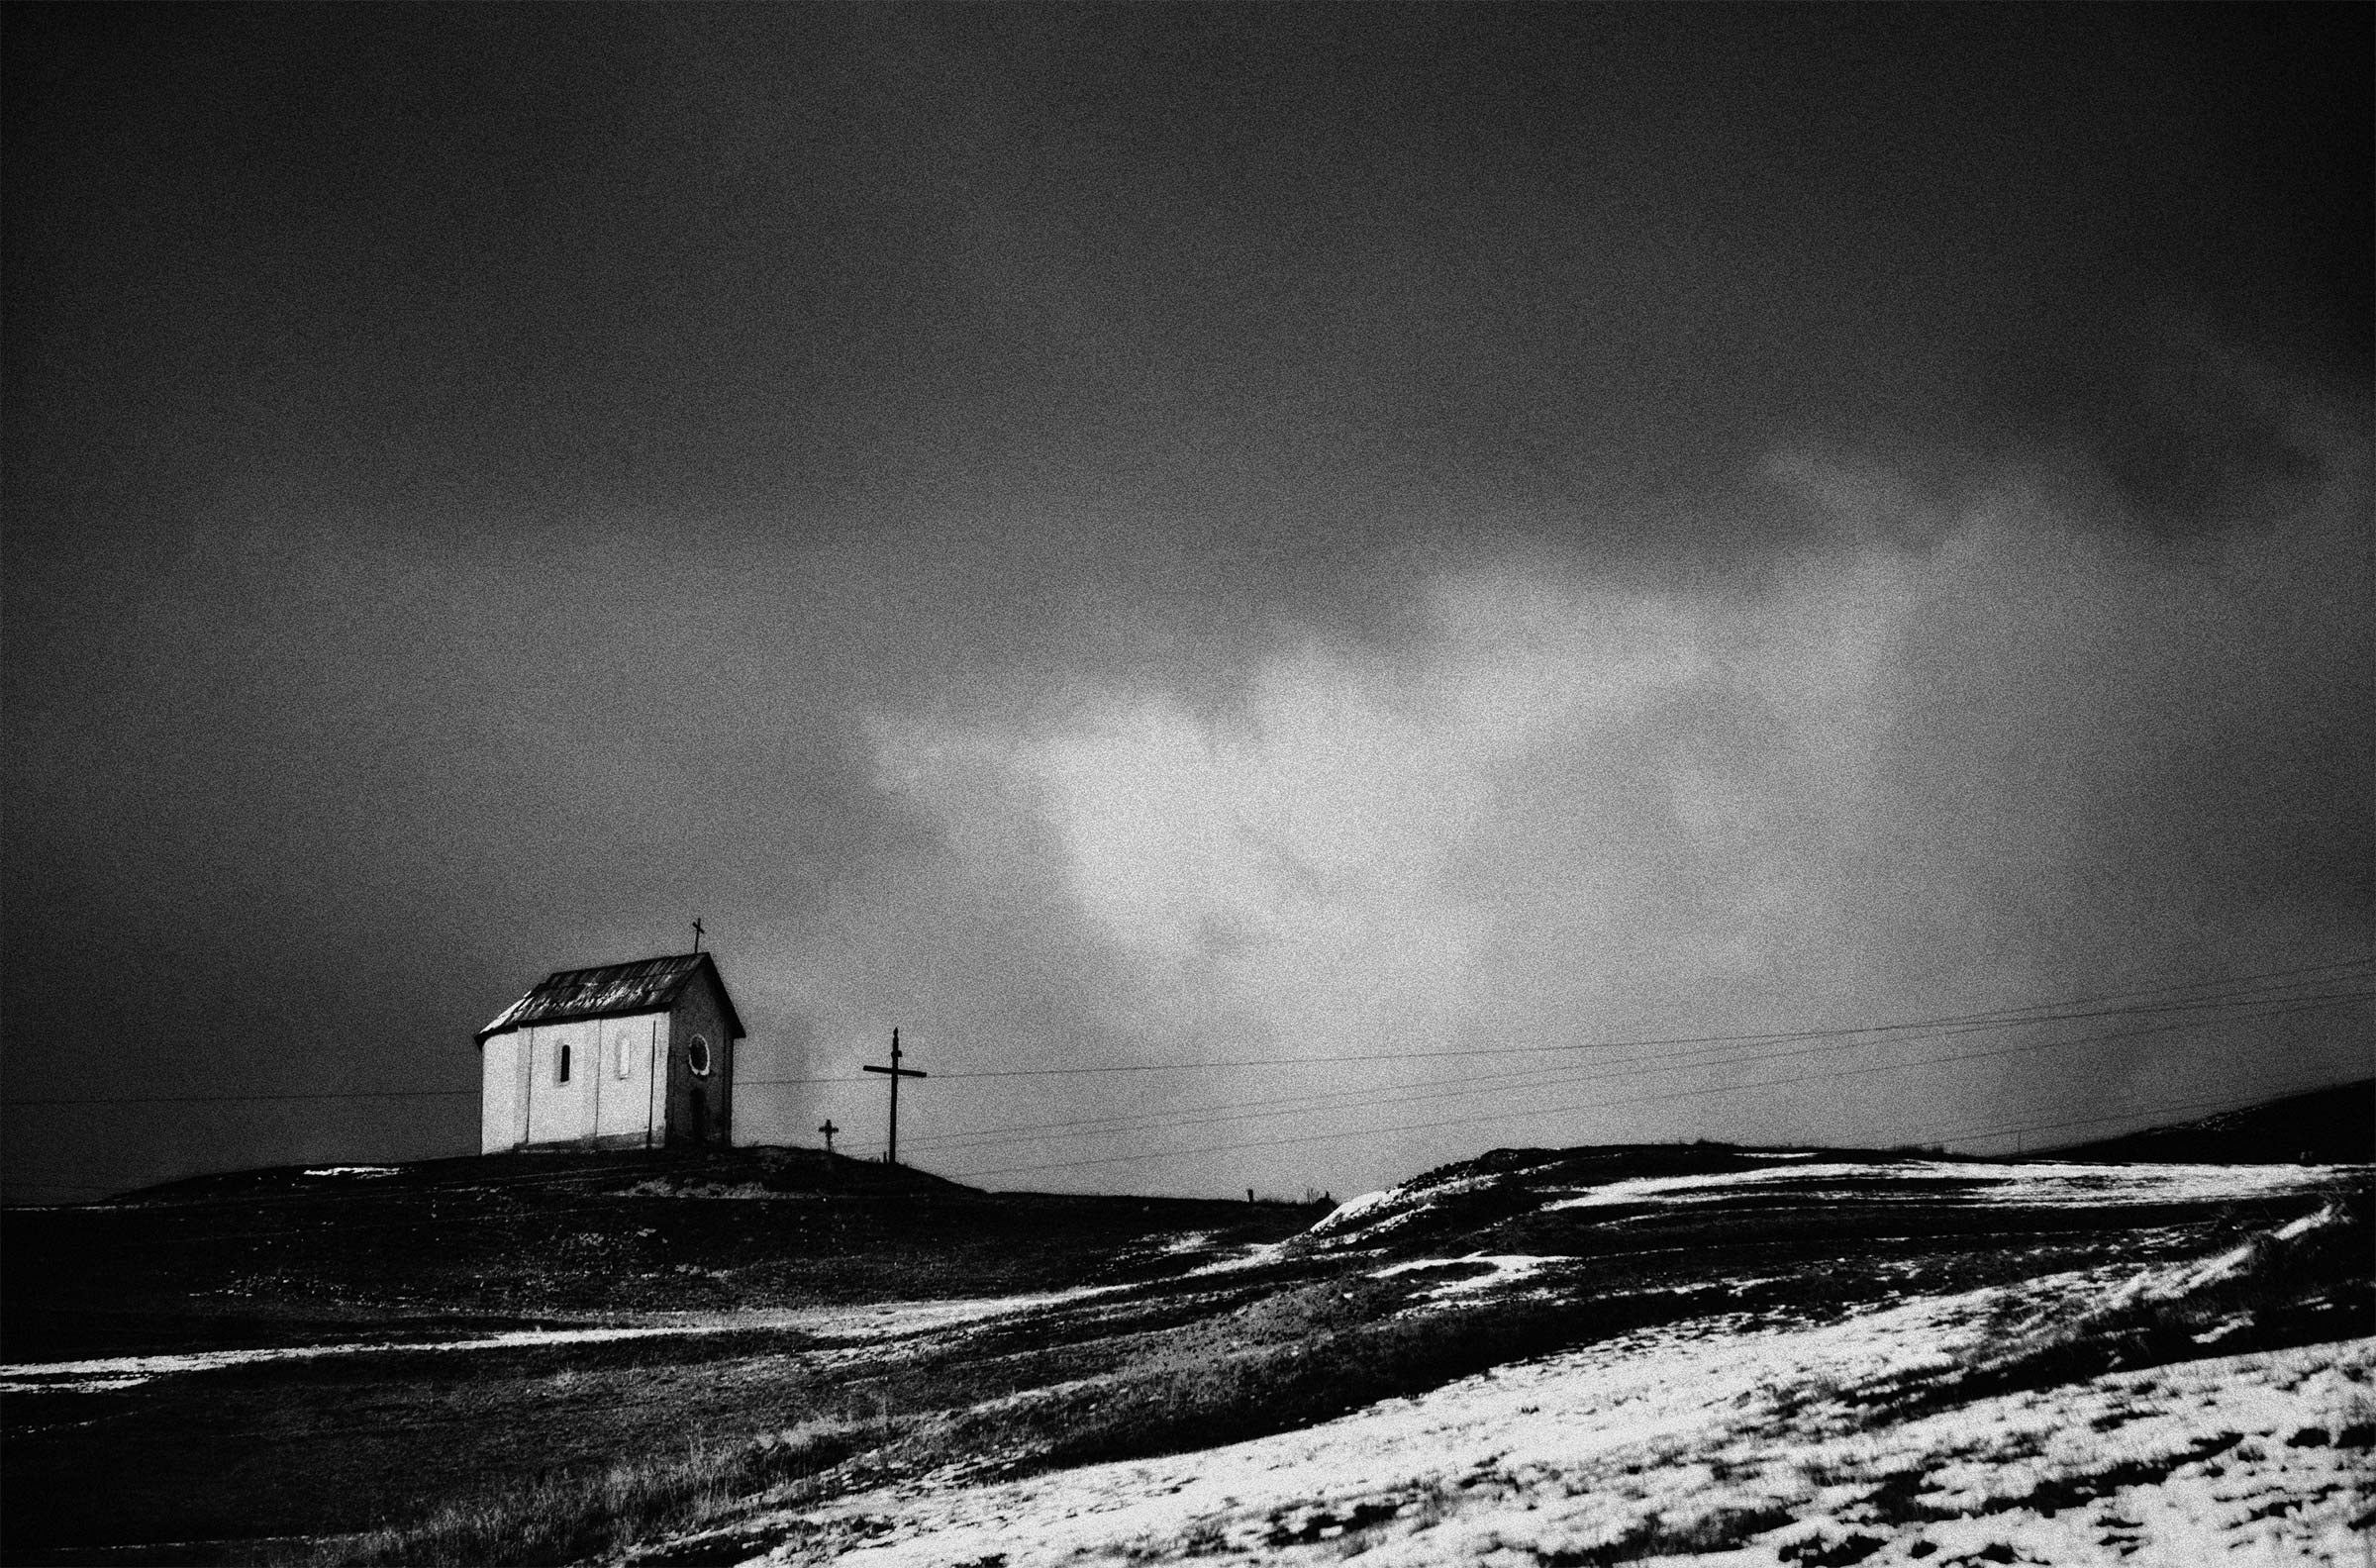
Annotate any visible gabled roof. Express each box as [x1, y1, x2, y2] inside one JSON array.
[[475, 952, 746, 1042]]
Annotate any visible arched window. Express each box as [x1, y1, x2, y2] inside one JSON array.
[[614, 1031, 634, 1080], [557, 1042, 572, 1084], [686, 1033, 712, 1077]]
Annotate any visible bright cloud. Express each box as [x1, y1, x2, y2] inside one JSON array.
[[846, 431, 2370, 1192]]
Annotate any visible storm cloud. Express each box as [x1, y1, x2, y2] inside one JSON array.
[[4, 5, 2368, 1201]]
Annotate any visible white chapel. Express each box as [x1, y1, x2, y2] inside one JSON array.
[[475, 952, 745, 1153]]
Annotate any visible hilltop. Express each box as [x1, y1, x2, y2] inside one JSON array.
[[1, 1144, 1314, 1363]]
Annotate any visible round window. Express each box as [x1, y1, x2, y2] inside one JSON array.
[[686, 1034, 712, 1077]]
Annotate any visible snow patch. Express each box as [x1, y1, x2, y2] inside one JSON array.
[[0, 1324, 746, 1393], [1185, 1241, 1289, 1277], [1309, 1190, 1398, 1234], [1543, 1158, 2343, 1217], [2273, 1203, 2341, 1242], [2106, 1203, 2341, 1311], [1372, 1253, 1566, 1300]]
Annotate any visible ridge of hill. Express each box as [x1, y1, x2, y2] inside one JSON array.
[[94, 1143, 975, 1206], [2045, 1077, 2373, 1164], [0, 1144, 1321, 1366]]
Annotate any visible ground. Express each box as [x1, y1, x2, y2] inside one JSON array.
[[1, 1142, 2368, 1566]]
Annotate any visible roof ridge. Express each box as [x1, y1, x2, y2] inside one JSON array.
[[544, 951, 706, 974], [474, 950, 743, 1043]]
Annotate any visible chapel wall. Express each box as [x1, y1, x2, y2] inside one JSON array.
[[591, 1011, 669, 1143], [666, 974, 735, 1147], [479, 1031, 525, 1154]]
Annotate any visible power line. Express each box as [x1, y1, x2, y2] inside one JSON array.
[[782, 969, 2372, 1173], [896, 995, 2357, 1161], [742, 957, 2374, 1092], [951, 983, 2371, 1083], [937, 1065, 2370, 1195], [936, 992, 2370, 1180], [1912, 1079, 2374, 1152], [876, 973, 2374, 1162], [2, 1088, 476, 1111]]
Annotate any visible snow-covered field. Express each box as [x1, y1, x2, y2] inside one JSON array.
[[746, 1274, 2372, 1566], [1312, 1158, 2355, 1249], [694, 1158, 2372, 1567], [15, 1149, 2365, 1565]]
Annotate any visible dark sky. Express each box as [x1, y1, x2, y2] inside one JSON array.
[[5, 4, 2370, 1205]]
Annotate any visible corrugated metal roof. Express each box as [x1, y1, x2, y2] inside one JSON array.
[[475, 952, 746, 1041]]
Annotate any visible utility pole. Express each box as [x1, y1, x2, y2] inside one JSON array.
[[818, 1119, 839, 1155], [862, 1028, 928, 1166]]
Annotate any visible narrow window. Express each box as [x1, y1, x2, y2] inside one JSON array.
[[615, 1031, 633, 1080], [686, 1034, 712, 1077], [557, 1042, 572, 1084]]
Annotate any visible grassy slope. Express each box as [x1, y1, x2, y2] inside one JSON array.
[[0, 1148, 1319, 1562], [629, 1147, 2370, 1568], [3, 1140, 2369, 1567], [0, 1147, 1298, 1359]]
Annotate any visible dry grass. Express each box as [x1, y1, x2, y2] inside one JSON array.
[[289, 1417, 879, 1567], [932, 1275, 1684, 1479], [1855, 1186, 2374, 1424]]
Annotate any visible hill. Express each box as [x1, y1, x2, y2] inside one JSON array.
[[1, 1143, 1312, 1362], [2, 1132, 2369, 1566], [2047, 1077, 2374, 1164]]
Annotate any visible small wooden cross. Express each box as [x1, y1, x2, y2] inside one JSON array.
[[691, 918, 705, 954], [818, 1119, 839, 1155]]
